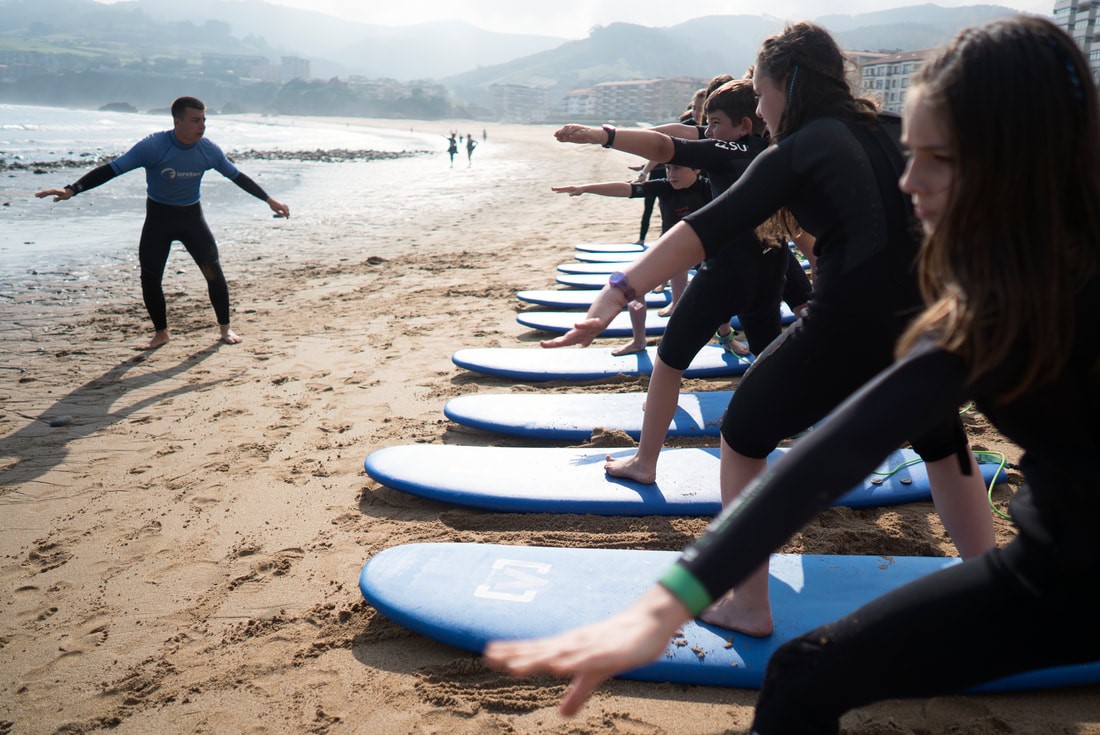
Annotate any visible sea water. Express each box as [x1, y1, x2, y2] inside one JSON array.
[[0, 104, 507, 288]]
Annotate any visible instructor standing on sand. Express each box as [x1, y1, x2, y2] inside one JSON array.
[[35, 96, 290, 349]]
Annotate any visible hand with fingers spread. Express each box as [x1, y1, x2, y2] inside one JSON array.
[[554, 124, 605, 145], [484, 586, 690, 717], [539, 286, 626, 349]]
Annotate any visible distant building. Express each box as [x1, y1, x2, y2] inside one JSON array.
[[590, 77, 702, 123], [0, 49, 87, 79], [561, 87, 596, 117], [856, 49, 934, 114], [280, 56, 310, 82], [1054, 0, 1100, 86], [490, 83, 554, 122], [201, 53, 270, 77]]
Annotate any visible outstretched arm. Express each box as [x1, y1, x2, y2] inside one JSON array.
[[35, 163, 117, 202], [540, 220, 704, 349], [487, 341, 971, 715], [233, 172, 290, 218], [555, 125, 676, 164], [551, 182, 632, 198], [650, 122, 703, 140]]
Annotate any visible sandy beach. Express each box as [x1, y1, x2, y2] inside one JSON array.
[[2, 117, 1098, 735]]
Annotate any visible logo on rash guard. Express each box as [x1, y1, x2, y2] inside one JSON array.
[[160, 168, 202, 180], [714, 140, 749, 153]]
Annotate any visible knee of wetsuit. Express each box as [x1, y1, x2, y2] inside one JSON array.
[[198, 260, 226, 283], [752, 636, 841, 735]]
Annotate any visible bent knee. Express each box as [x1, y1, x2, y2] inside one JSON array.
[[198, 260, 226, 283]]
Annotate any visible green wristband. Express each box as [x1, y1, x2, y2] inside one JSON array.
[[657, 564, 712, 615]]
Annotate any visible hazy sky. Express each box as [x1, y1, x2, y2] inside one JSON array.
[[255, 1, 1054, 38]]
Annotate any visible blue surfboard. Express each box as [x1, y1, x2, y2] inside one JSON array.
[[574, 251, 643, 263], [444, 390, 732, 440], [359, 543, 1100, 691], [555, 272, 697, 289], [557, 261, 631, 275], [555, 273, 609, 288], [518, 288, 672, 309], [363, 445, 1006, 514], [575, 242, 646, 253], [451, 344, 752, 381], [517, 305, 797, 337]]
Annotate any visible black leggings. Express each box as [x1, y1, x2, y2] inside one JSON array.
[[138, 199, 230, 331], [720, 308, 966, 462], [657, 244, 787, 369], [753, 526, 1100, 733]]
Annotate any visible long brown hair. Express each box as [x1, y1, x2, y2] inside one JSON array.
[[898, 17, 1100, 400], [754, 22, 876, 141]]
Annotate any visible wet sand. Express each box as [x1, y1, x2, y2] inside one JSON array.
[[2, 117, 1099, 735]]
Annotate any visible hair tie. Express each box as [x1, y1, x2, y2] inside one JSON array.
[[787, 65, 800, 104], [1048, 37, 1084, 102]]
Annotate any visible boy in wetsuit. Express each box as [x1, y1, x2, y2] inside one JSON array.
[[35, 96, 290, 349], [552, 163, 710, 355]]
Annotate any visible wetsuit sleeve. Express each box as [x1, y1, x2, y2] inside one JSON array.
[[682, 142, 796, 260], [67, 164, 118, 195], [232, 172, 270, 202], [668, 138, 725, 172], [658, 340, 971, 614]]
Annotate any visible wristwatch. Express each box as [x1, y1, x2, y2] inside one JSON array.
[[608, 271, 636, 302], [601, 124, 617, 148]]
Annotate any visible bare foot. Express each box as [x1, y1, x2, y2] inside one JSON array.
[[657, 301, 677, 318], [698, 590, 774, 637], [604, 453, 657, 485], [219, 327, 242, 345], [717, 331, 751, 356], [611, 340, 646, 356], [139, 330, 170, 350]]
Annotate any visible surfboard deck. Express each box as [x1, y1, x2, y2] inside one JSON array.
[[555, 273, 609, 288], [556, 272, 695, 288], [518, 288, 671, 309], [359, 542, 1100, 691], [363, 445, 1006, 514], [574, 251, 643, 263], [575, 242, 646, 253], [517, 305, 797, 337], [557, 261, 632, 275], [451, 344, 752, 381], [444, 390, 732, 439]]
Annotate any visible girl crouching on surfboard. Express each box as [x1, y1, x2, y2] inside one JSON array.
[[486, 16, 1100, 729], [540, 20, 995, 638]]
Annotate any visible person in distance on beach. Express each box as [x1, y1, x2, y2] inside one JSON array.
[[487, 17, 1100, 729], [35, 96, 290, 350], [466, 133, 478, 166], [552, 162, 711, 356], [446, 131, 459, 167], [544, 22, 994, 635]]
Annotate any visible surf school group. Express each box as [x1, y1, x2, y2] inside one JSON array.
[[29, 13, 1100, 734]]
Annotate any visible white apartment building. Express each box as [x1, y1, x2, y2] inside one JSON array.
[[1054, 0, 1100, 85]]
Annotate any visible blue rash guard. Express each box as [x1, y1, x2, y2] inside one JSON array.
[[109, 131, 241, 206]]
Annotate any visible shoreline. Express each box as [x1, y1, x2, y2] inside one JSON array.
[[3, 117, 1099, 735]]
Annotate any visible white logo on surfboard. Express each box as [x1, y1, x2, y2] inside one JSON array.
[[474, 559, 551, 602]]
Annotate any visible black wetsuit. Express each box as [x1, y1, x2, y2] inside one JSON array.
[[681, 114, 967, 462], [636, 163, 667, 243], [655, 135, 790, 364], [628, 175, 710, 235], [658, 278, 1100, 732]]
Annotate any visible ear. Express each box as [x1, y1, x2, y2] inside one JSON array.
[[739, 116, 754, 135]]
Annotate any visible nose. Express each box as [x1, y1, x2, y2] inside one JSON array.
[[898, 156, 918, 194]]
